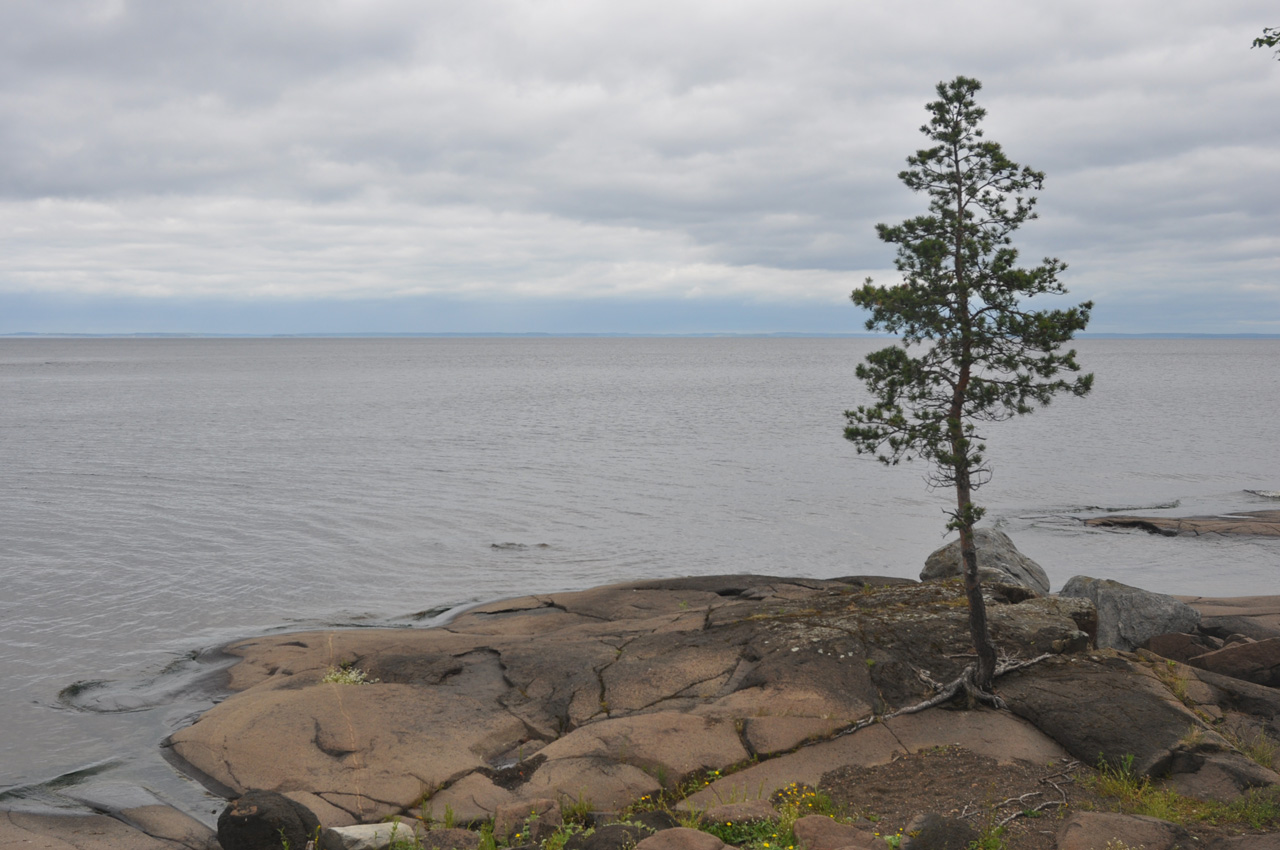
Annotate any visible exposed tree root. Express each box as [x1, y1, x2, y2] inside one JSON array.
[[837, 652, 1054, 737]]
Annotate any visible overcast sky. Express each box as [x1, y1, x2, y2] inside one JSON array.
[[1, 0, 1277, 334]]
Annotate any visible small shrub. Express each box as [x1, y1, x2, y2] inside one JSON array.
[[321, 662, 379, 685]]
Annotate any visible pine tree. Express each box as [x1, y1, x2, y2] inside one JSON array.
[[1254, 26, 1280, 58], [843, 76, 1093, 696]]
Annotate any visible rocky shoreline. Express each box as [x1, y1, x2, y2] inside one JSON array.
[[7, 541, 1280, 850]]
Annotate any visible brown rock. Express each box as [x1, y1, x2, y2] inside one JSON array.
[[164, 575, 1118, 825], [1188, 637, 1280, 688], [742, 716, 840, 756], [1085, 509, 1280, 536], [421, 773, 514, 824], [1165, 750, 1280, 802], [792, 815, 877, 850], [699, 800, 777, 825], [1146, 632, 1216, 664], [1056, 811, 1194, 850], [117, 806, 218, 850], [679, 709, 1065, 811], [493, 799, 560, 845], [536, 712, 748, 787], [634, 828, 730, 850], [0, 811, 184, 850], [173, 681, 527, 820], [520, 757, 661, 813], [999, 654, 1205, 776]]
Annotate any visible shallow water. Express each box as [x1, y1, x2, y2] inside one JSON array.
[[1, 337, 1277, 817]]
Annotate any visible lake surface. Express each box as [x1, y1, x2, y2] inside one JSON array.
[[1, 337, 1278, 818]]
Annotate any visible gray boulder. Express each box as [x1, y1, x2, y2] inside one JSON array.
[[921, 529, 1050, 595], [1060, 575, 1200, 651]]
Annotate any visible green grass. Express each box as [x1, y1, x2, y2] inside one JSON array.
[[1089, 756, 1280, 830]]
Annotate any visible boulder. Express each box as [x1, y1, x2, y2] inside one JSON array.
[[1060, 575, 1200, 651], [218, 790, 321, 850], [1146, 632, 1217, 664], [1200, 614, 1280, 643], [493, 799, 561, 845], [699, 800, 777, 825], [634, 828, 731, 850], [999, 655, 1205, 777], [1056, 811, 1193, 850], [791, 816, 877, 850], [898, 813, 979, 850], [1188, 638, 1280, 688], [1165, 750, 1280, 802], [920, 529, 1050, 595]]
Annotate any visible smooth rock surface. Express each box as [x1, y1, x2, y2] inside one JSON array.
[[1146, 632, 1218, 664], [1188, 637, 1280, 688], [493, 799, 560, 845], [920, 529, 1050, 595], [173, 576, 1094, 823], [0, 811, 190, 850], [699, 800, 777, 825], [999, 654, 1206, 777], [1056, 811, 1194, 850], [1060, 575, 1201, 651], [1085, 509, 1280, 537], [791, 815, 877, 850], [634, 828, 729, 850]]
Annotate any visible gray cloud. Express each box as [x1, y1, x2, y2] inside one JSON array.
[[0, 0, 1276, 331]]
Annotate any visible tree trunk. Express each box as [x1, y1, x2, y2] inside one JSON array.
[[954, 459, 997, 693]]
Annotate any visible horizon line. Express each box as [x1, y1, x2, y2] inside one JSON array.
[[4, 331, 1280, 340]]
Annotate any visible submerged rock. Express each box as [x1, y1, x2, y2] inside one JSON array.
[[1085, 509, 1280, 537]]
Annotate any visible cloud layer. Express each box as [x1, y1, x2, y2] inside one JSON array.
[[2, 0, 1277, 332]]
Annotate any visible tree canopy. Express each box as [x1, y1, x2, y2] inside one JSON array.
[[843, 76, 1092, 695]]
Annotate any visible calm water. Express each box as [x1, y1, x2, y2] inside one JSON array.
[[1, 337, 1278, 817]]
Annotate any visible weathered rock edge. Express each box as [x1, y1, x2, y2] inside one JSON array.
[[161, 574, 1279, 827], [1085, 509, 1280, 537]]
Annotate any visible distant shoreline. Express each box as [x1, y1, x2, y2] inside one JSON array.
[[4, 332, 1280, 340]]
